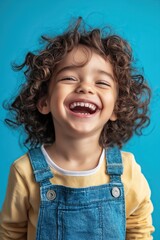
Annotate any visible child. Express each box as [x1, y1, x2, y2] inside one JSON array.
[[0, 17, 154, 239]]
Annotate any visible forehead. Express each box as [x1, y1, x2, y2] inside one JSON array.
[[61, 45, 92, 65], [55, 45, 113, 73]]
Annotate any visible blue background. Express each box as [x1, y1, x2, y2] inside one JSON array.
[[0, 0, 160, 238]]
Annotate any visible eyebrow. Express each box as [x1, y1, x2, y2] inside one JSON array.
[[55, 65, 114, 81]]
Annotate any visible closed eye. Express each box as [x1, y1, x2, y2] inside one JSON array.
[[62, 77, 76, 81], [57, 77, 77, 83], [96, 81, 111, 87]]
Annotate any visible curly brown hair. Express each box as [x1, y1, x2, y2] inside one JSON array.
[[5, 17, 151, 148]]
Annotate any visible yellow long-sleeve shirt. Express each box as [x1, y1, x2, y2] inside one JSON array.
[[0, 150, 154, 239]]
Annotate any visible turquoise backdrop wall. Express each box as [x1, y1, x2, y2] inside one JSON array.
[[0, 0, 159, 238]]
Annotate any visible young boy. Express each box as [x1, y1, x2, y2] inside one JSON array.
[[0, 17, 154, 239]]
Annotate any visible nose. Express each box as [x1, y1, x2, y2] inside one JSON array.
[[75, 82, 95, 94]]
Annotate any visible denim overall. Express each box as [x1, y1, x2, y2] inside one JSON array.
[[28, 146, 126, 240]]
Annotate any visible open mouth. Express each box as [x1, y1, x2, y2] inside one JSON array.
[[69, 101, 98, 115]]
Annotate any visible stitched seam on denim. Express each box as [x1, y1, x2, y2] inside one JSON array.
[[34, 167, 51, 173], [122, 185, 126, 236], [44, 198, 123, 206], [107, 164, 122, 166], [36, 206, 44, 239], [99, 205, 103, 240]]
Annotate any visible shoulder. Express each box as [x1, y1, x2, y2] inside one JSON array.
[[121, 151, 138, 183], [121, 150, 138, 179], [4, 152, 40, 219], [121, 151, 151, 198], [13, 152, 32, 172], [121, 150, 135, 162], [121, 150, 141, 179], [11, 152, 35, 186]]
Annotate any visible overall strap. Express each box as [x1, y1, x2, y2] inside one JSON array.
[[28, 147, 53, 184], [106, 146, 123, 182]]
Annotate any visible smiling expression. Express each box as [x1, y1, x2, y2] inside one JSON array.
[[38, 45, 118, 139]]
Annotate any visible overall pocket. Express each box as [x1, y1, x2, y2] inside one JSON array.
[[58, 206, 103, 240]]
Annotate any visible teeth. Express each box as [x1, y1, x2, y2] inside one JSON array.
[[85, 103, 89, 108], [70, 102, 97, 110]]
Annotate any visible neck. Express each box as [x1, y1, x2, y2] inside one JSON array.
[[45, 134, 103, 171]]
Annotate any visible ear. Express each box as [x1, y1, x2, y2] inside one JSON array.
[[37, 97, 50, 115], [110, 112, 117, 121]]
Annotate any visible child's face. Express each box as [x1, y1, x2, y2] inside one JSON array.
[[39, 45, 118, 139]]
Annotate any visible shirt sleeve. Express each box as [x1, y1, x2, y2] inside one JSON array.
[[125, 154, 155, 239], [0, 164, 30, 240]]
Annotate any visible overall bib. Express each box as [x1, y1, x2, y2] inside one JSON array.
[[28, 146, 126, 240]]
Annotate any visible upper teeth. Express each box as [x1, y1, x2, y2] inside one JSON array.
[[70, 102, 97, 111]]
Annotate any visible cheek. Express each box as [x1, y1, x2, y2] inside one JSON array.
[[49, 87, 62, 102], [53, 84, 70, 97], [53, 86, 74, 108], [103, 93, 116, 105], [49, 88, 68, 114]]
